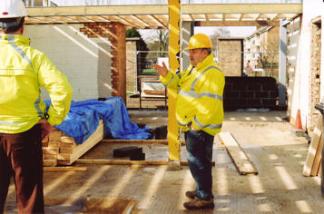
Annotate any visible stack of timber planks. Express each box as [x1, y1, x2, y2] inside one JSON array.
[[42, 120, 104, 167], [42, 129, 62, 167], [303, 117, 323, 176]]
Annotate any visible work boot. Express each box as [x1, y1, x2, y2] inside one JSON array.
[[185, 191, 214, 199], [185, 190, 196, 199], [183, 198, 214, 210]]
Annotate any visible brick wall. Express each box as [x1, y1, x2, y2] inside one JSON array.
[[80, 22, 126, 101], [224, 77, 278, 110]]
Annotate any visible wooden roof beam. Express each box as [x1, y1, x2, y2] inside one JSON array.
[[27, 3, 302, 17]]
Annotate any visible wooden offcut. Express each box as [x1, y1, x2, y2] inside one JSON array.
[[218, 132, 258, 175]]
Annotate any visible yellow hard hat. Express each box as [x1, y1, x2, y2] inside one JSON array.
[[186, 33, 213, 50]]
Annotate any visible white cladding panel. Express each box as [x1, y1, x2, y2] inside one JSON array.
[[25, 24, 112, 101]]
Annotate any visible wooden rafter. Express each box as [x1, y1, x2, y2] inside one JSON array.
[[132, 15, 150, 28], [150, 15, 167, 28], [25, 3, 301, 27]]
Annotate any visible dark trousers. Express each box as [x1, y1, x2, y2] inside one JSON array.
[[0, 124, 44, 214], [185, 130, 214, 200]]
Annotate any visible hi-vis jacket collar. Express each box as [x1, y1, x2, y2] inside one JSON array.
[[194, 54, 216, 71], [0, 34, 30, 46]]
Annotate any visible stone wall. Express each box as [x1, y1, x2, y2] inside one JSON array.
[[308, 20, 322, 132]]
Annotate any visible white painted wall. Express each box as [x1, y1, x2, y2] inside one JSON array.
[[291, 0, 324, 128], [24, 24, 112, 100], [322, 17, 324, 99]]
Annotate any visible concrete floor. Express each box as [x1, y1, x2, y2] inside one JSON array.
[[4, 110, 324, 213]]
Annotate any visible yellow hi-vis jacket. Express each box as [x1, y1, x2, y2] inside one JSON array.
[[0, 34, 72, 134], [160, 54, 225, 136]]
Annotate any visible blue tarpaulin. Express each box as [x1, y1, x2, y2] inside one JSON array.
[[53, 97, 150, 144]]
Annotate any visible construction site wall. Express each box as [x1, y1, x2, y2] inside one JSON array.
[[126, 38, 138, 94], [290, 0, 324, 130], [218, 39, 243, 76], [25, 24, 113, 100], [263, 25, 279, 79], [308, 19, 322, 132]]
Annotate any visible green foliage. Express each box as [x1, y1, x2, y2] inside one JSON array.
[[141, 68, 157, 75], [126, 28, 141, 38]]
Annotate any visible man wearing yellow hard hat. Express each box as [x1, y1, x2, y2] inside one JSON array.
[[154, 33, 225, 210], [0, 0, 72, 213]]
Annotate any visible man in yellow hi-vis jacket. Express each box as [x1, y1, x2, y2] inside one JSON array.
[[0, 1, 72, 213], [154, 33, 224, 210]]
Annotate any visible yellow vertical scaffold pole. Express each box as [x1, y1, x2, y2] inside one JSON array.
[[167, 0, 181, 161]]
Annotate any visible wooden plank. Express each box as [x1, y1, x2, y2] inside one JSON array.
[[311, 133, 323, 176], [60, 136, 76, 144], [27, 4, 301, 17], [43, 159, 57, 167], [43, 147, 59, 155], [57, 121, 104, 165], [218, 132, 258, 175], [303, 118, 323, 176], [75, 159, 215, 166], [44, 166, 87, 172], [48, 141, 60, 148], [43, 154, 58, 159], [59, 147, 75, 154]]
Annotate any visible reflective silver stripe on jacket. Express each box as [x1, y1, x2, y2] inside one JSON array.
[[0, 121, 19, 125], [179, 65, 222, 101], [194, 117, 222, 129], [7, 35, 32, 65], [179, 91, 223, 100], [190, 66, 220, 90], [177, 120, 188, 126]]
